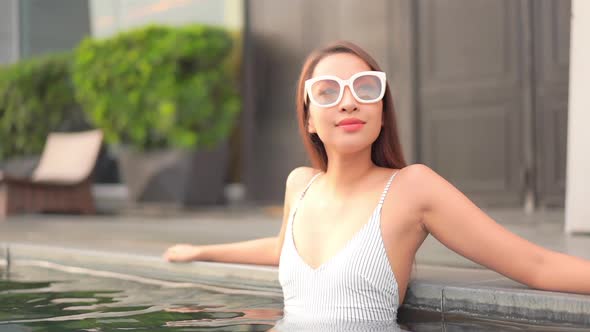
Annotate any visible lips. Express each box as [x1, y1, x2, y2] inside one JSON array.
[[337, 118, 365, 126], [337, 118, 366, 132]]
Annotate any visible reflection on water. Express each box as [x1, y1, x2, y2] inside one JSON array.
[[0, 265, 587, 331], [0, 265, 282, 331]]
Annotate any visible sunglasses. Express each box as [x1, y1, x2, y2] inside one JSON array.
[[304, 71, 386, 108]]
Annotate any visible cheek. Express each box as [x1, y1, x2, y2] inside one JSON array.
[[308, 109, 331, 130], [309, 112, 334, 142], [367, 103, 384, 126], [364, 106, 384, 141], [368, 121, 383, 142]]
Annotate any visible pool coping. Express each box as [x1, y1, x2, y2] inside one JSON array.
[[2, 242, 589, 328]]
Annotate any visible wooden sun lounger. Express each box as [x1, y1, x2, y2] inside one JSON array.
[[0, 130, 103, 219]]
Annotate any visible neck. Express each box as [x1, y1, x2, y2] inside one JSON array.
[[322, 147, 377, 197]]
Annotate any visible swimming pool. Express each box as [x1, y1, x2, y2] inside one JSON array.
[[1, 263, 284, 331], [1, 261, 589, 331]]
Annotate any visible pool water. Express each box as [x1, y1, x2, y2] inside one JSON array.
[[1, 264, 283, 331], [0, 264, 587, 331]]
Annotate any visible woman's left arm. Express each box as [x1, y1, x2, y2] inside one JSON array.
[[407, 164, 590, 294]]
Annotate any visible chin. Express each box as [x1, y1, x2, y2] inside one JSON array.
[[319, 130, 380, 154], [330, 140, 375, 155]]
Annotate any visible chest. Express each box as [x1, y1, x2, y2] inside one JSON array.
[[282, 199, 401, 309], [281, 172, 427, 306], [291, 198, 381, 268]]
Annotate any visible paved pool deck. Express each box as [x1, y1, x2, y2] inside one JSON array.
[[1, 205, 589, 327]]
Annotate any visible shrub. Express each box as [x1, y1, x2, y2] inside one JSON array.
[[0, 53, 85, 160], [72, 24, 241, 151]]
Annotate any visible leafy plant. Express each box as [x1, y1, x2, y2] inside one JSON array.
[[72, 24, 241, 151], [0, 53, 85, 160]]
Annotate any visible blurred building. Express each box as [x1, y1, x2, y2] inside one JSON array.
[[242, 0, 573, 212], [0, 0, 91, 63], [89, 0, 242, 38], [0, 0, 242, 62], [0, 0, 581, 214]]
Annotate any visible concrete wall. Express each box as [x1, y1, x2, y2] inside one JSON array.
[[0, 0, 20, 65], [19, 0, 91, 58], [0, 0, 91, 62], [565, 0, 590, 233]]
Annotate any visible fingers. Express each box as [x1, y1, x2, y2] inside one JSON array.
[[163, 244, 193, 262], [163, 245, 182, 262], [163, 250, 174, 262]]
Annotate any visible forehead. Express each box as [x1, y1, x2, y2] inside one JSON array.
[[312, 53, 372, 79]]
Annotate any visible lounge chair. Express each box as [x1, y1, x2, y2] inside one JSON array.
[[0, 129, 103, 219]]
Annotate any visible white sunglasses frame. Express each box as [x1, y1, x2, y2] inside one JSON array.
[[304, 71, 387, 108]]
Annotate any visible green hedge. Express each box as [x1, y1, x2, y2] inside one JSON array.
[[72, 24, 241, 151], [0, 53, 85, 160]]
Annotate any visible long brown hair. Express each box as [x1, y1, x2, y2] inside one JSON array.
[[296, 41, 407, 171]]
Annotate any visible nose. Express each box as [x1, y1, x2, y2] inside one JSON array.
[[339, 86, 358, 113]]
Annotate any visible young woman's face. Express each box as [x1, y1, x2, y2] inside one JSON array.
[[307, 53, 383, 156]]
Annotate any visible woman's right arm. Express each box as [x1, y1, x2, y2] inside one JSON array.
[[163, 167, 316, 266]]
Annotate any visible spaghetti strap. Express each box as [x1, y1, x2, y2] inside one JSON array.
[[378, 170, 399, 206], [278, 168, 401, 323], [299, 172, 322, 200], [288, 172, 322, 221]]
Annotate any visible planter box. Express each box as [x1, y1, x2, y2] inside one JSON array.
[[117, 142, 229, 206]]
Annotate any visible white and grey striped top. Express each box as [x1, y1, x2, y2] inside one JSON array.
[[277, 170, 400, 327]]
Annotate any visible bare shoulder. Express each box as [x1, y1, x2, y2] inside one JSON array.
[[397, 163, 437, 179], [286, 166, 320, 189], [395, 163, 439, 188], [285, 166, 321, 203], [397, 163, 488, 221], [394, 164, 446, 208]]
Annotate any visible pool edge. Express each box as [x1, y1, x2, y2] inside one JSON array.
[[2, 242, 589, 327]]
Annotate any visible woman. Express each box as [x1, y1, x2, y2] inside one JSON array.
[[164, 41, 590, 327]]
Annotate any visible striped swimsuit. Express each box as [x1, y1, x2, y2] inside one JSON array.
[[276, 171, 400, 329]]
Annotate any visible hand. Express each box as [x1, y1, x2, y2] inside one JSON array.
[[163, 244, 202, 262]]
